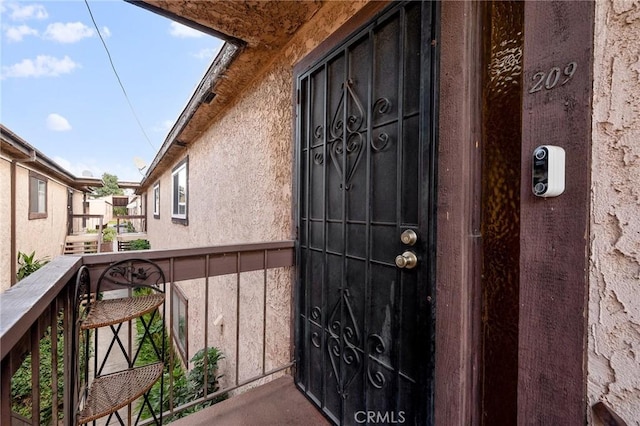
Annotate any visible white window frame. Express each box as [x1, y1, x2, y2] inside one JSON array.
[[153, 183, 160, 218], [171, 157, 188, 223]]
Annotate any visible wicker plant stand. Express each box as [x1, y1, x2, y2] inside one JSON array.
[[75, 259, 167, 425]]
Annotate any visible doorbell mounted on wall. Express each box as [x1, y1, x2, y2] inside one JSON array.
[[532, 145, 565, 197]]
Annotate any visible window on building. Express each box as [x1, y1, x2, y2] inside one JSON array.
[[153, 183, 160, 219], [171, 157, 188, 224], [29, 171, 47, 219], [172, 284, 188, 364]]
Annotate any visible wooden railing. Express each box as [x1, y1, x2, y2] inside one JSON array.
[[115, 215, 146, 234], [0, 241, 295, 425], [69, 214, 105, 236]]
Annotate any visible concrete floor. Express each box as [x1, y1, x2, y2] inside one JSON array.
[[169, 376, 331, 426]]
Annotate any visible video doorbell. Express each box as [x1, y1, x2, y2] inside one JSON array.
[[532, 145, 565, 197]]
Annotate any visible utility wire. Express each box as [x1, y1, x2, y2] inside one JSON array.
[[84, 0, 156, 151]]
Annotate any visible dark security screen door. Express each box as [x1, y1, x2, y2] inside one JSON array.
[[296, 2, 437, 425]]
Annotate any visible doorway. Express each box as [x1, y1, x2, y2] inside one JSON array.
[[295, 2, 438, 424]]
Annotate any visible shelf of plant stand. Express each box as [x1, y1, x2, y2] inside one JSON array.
[[77, 362, 164, 424], [80, 294, 165, 330]]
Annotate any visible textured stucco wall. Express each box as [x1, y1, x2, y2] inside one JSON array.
[[1, 157, 85, 291], [588, 0, 640, 423], [146, 0, 369, 249], [14, 165, 72, 266], [0, 157, 12, 291], [145, 0, 369, 383]]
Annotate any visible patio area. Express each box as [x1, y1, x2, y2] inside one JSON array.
[[1, 241, 297, 426]]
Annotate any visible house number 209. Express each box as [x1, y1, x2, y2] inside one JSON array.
[[528, 62, 577, 93]]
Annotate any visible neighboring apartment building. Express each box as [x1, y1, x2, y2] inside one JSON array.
[[0, 125, 101, 291], [130, 1, 638, 424]]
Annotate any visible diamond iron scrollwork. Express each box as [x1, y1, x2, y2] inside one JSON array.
[[328, 80, 366, 190], [327, 288, 362, 398], [327, 87, 395, 189]]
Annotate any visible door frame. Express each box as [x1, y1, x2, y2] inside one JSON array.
[[433, 2, 483, 425], [292, 1, 593, 425], [291, 1, 484, 424]]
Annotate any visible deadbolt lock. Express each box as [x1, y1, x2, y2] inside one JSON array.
[[395, 251, 418, 269], [400, 229, 418, 246]]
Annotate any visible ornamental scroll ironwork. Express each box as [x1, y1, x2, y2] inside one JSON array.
[[323, 79, 393, 190], [327, 288, 361, 398], [97, 259, 165, 294], [75, 265, 91, 319], [367, 334, 387, 389], [318, 291, 390, 396], [311, 306, 322, 348], [312, 290, 392, 396]]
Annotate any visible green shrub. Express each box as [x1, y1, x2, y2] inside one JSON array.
[[113, 206, 127, 216], [11, 320, 64, 425], [102, 227, 117, 242], [125, 220, 136, 233], [187, 347, 225, 401], [129, 239, 150, 251], [133, 304, 225, 421], [16, 251, 49, 281]]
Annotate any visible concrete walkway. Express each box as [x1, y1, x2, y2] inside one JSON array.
[[169, 376, 331, 426]]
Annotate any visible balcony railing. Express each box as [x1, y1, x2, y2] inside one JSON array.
[[114, 215, 146, 234], [0, 241, 294, 425], [69, 214, 105, 236]]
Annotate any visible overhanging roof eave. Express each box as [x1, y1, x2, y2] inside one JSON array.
[[138, 42, 241, 192]]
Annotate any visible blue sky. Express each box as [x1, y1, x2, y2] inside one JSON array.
[[1, 0, 223, 182]]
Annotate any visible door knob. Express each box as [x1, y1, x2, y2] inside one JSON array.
[[395, 251, 418, 269], [400, 229, 418, 245]]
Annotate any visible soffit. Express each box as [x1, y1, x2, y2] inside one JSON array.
[[137, 0, 322, 48], [1, 127, 132, 192], [132, 1, 323, 190]]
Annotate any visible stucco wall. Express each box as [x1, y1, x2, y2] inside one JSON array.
[[0, 157, 12, 291], [1, 155, 85, 291], [146, 0, 369, 249], [14, 165, 72, 267], [588, 0, 640, 422], [144, 0, 369, 384]]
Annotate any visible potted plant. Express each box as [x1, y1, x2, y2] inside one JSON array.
[[100, 227, 116, 252]]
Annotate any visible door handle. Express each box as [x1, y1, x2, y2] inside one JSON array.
[[400, 229, 418, 246], [395, 251, 418, 269]]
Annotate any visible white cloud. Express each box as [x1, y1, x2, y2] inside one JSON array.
[[52, 156, 143, 182], [51, 156, 74, 174], [6, 3, 48, 21], [1, 55, 80, 79], [101, 26, 111, 38], [193, 48, 218, 60], [5, 24, 38, 42], [46, 113, 72, 131], [152, 120, 173, 133], [44, 22, 94, 43], [169, 22, 203, 38], [52, 156, 99, 179]]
